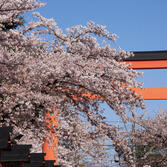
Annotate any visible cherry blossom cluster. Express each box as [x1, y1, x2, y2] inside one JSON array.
[[0, 0, 147, 166]]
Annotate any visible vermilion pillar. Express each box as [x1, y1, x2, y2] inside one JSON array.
[[43, 108, 58, 165]]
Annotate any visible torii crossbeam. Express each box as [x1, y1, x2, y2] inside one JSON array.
[[43, 50, 167, 165]]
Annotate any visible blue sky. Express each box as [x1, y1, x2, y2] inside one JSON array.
[[30, 0, 167, 121]]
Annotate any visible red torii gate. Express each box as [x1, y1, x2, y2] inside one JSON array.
[[43, 50, 167, 165]]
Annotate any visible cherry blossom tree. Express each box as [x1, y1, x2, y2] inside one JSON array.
[[124, 109, 167, 167], [0, 0, 146, 166]]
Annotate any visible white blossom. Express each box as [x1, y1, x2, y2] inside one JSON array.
[[0, 1, 147, 166]]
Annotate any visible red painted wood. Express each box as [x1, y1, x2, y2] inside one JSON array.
[[126, 60, 167, 69]]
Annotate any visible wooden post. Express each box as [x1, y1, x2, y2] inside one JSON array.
[[43, 108, 58, 165]]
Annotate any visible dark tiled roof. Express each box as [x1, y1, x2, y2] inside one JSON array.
[[0, 127, 60, 167], [0, 127, 13, 149]]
